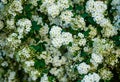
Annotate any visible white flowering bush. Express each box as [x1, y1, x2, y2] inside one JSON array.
[[0, 0, 120, 82]]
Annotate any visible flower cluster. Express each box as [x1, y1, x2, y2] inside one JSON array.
[[0, 0, 120, 82]]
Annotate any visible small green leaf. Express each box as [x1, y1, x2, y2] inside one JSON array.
[[68, 42, 72, 47], [85, 58, 90, 64], [34, 59, 45, 69], [88, 40, 93, 47], [67, 6, 73, 10], [81, 51, 88, 57], [81, 13, 89, 18], [37, 0, 42, 5], [75, 5, 83, 11], [83, 29, 91, 37], [32, 21, 41, 31], [77, 80, 81, 82], [87, 17, 96, 25], [23, 4, 32, 12], [48, 76, 56, 82], [30, 42, 46, 53]]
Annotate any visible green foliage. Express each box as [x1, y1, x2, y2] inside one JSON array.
[[59, 45, 68, 54], [81, 12, 89, 18], [67, 6, 73, 10], [68, 42, 72, 47], [63, 27, 81, 35], [23, 4, 33, 19], [111, 30, 120, 47], [87, 17, 96, 25], [97, 64, 104, 70], [81, 12, 97, 26], [100, 79, 111, 82], [42, 69, 49, 74], [88, 40, 93, 47], [31, 21, 41, 31], [77, 80, 81, 82], [81, 51, 91, 64], [74, 5, 83, 11], [30, 42, 46, 53], [48, 75, 56, 82], [83, 29, 91, 37], [34, 59, 46, 69], [23, 4, 32, 12], [37, 0, 42, 5], [81, 51, 88, 57], [15, 4, 33, 21]]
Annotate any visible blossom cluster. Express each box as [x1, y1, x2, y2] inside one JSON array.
[[0, 0, 120, 82]]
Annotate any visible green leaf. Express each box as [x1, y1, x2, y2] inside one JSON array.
[[37, 0, 42, 5], [67, 6, 73, 10], [68, 42, 72, 47], [23, 4, 32, 12], [88, 40, 93, 47], [15, 14, 26, 21], [77, 80, 81, 82], [75, 5, 83, 11], [59, 45, 67, 54], [34, 59, 45, 69], [83, 29, 91, 37], [81, 13, 89, 18], [42, 69, 49, 73], [32, 21, 41, 31], [87, 17, 96, 25], [85, 58, 90, 64], [30, 42, 46, 53], [48, 76, 55, 82], [81, 51, 88, 57]]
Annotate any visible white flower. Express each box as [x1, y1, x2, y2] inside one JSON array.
[[51, 37, 63, 48], [86, 0, 117, 37], [81, 73, 101, 82], [90, 53, 103, 64], [25, 60, 34, 67], [78, 39, 86, 46], [78, 33, 84, 38], [60, 10, 73, 23], [16, 18, 32, 30], [111, 0, 120, 5], [7, 33, 21, 48], [18, 47, 31, 58], [6, 19, 15, 29], [30, 70, 40, 81], [39, 24, 49, 36], [0, 20, 4, 30], [8, 71, 16, 80], [1, 61, 8, 67], [44, 0, 55, 4], [40, 74, 49, 82], [16, 18, 32, 39], [8, 0, 23, 16], [77, 62, 90, 74], [52, 55, 66, 66], [99, 68, 113, 80], [50, 26, 62, 38], [1, 0, 7, 4], [50, 67, 64, 78], [29, 0, 39, 6], [47, 4, 60, 18], [57, 0, 69, 11], [62, 32, 73, 45]]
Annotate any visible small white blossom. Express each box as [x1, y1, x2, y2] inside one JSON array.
[[81, 73, 101, 82], [90, 53, 103, 64], [77, 62, 90, 74], [40, 74, 49, 82], [47, 4, 60, 18]]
